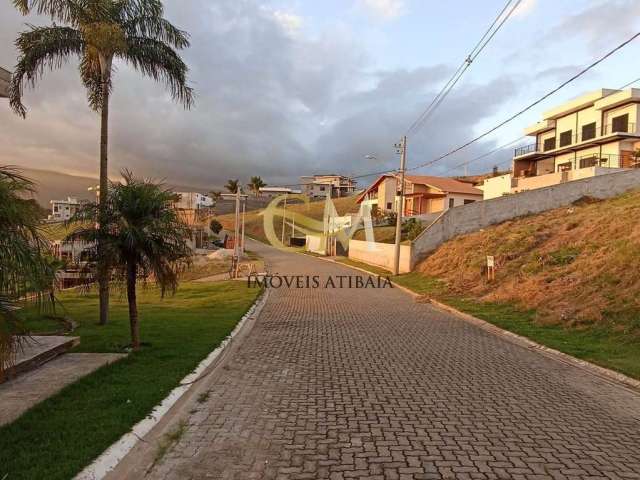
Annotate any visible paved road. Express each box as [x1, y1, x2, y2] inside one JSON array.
[[148, 242, 640, 480]]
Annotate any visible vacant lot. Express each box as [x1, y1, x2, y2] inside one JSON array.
[[218, 195, 360, 244]]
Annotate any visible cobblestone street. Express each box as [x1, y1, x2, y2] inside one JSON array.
[[147, 242, 640, 480]]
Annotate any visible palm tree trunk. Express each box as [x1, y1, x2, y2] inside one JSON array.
[[126, 260, 140, 350], [97, 54, 112, 326]]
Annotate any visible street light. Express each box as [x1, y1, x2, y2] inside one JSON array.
[[87, 185, 100, 202]]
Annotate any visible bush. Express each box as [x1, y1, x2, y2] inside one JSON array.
[[384, 211, 397, 226], [209, 219, 223, 234], [548, 247, 580, 266], [402, 218, 424, 241]]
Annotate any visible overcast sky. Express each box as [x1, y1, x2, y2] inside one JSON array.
[[1, 0, 640, 189]]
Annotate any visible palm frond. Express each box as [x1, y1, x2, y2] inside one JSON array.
[[122, 36, 194, 109], [12, 0, 95, 25], [0, 166, 53, 378], [79, 48, 104, 111], [10, 25, 84, 117], [120, 1, 190, 50]]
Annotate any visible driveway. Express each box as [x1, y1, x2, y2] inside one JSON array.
[[139, 241, 640, 479]]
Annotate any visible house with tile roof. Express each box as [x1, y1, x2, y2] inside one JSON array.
[[357, 174, 483, 217]]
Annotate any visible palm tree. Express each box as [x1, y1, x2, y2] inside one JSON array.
[[68, 171, 191, 350], [208, 190, 222, 205], [10, 0, 194, 326], [225, 179, 240, 194], [247, 176, 266, 197], [0, 166, 53, 378]]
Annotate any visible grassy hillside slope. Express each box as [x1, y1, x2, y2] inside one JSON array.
[[416, 189, 640, 333], [218, 195, 360, 244]]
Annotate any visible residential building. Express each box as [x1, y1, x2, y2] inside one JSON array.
[[259, 186, 302, 198], [220, 192, 249, 201], [173, 192, 214, 210], [357, 174, 483, 216], [301, 174, 357, 198], [49, 197, 87, 221], [482, 88, 640, 199], [0, 67, 9, 98]]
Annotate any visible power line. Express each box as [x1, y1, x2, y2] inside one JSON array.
[[272, 42, 640, 190], [407, 30, 640, 172], [405, 0, 523, 137], [443, 74, 640, 176], [445, 136, 525, 174]]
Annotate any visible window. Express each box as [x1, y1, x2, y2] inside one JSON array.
[[581, 122, 596, 141], [319, 186, 325, 191], [463, 199, 476, 205], [559, 130, 573, 147], [386, 202, 392, 210], [557, 162, 572, 172], [611, 113, 629, 133], [448, 198, 455, 208], [579, 155, 598, 169], [543, 137, 556, 151]]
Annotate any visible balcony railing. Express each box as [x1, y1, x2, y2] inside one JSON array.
[[514, 123, 639, 157], [514, 144, 538, 157], [556, 153, 621, 171]]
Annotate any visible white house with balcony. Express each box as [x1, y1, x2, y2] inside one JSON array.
[[173, 192, 214, 210], [49, 197, 87, 221], [301, 174, 357, 199], [482, 88, 640, 199]]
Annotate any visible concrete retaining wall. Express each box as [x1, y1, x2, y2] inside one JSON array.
[[348, 239, 413, 273], [413, 168, 640, 261], [306, 234, 326, 255]]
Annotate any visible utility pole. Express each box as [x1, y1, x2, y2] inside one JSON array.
[[233, 187, 241, 278], [281, 192, 288, 246], [393, 136, 407, 276], [241, 197, 246, 254]]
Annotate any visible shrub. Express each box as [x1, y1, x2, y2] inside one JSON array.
[[209, 219, 223, 234]]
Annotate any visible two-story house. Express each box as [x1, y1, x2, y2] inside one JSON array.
[[0, 67, 9, 98], [48, 197, 88, 221], [301, 174, 357, 198], [357, 174, 482, 217], [173, 192, 214, 210], [482, 88, 640, 199]]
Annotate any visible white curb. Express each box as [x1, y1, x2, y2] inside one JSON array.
[[74, 288, 269, 480]]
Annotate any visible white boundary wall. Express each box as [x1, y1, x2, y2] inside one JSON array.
[[348, 239, 413, 273], [413, 168, 640, 261]]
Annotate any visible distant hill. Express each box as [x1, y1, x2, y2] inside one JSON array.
[[19, 168, 214, 208], [20, 168, 97, 207]]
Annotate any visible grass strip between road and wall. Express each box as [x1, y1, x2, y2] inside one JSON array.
[[0, 281, 261, 480], [335, 257, 640, 381]]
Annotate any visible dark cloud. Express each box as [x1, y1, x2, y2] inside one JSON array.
[[0, 0, 522, 189], [543, 0, 640, 52]]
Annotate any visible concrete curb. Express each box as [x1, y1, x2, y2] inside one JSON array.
[[73, 288, 270, 480], [428, 298, 640, 393], [319, 255, 640, 394]]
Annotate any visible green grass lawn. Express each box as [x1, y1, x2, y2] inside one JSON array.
[[0, 281, 260, 480], [340, 260, 640, 380]]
